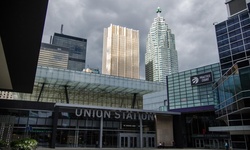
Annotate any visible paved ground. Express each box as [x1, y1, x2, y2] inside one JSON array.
[[36, 148, 215, 150]]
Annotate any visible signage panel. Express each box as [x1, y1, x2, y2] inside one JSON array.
[[190, 72, 213, 86], [75, 108, 155, 121]]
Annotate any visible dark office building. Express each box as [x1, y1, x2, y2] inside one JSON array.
[[210, 0, 250, 149], [52, 33, 87, 71], [215, 0, 250, 75]]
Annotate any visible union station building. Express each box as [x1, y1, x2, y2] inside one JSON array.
[[0, 66, 179, 148]]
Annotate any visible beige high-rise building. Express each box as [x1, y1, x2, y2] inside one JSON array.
[[38, 43, 69, 69], [102, 24, 140, 79]]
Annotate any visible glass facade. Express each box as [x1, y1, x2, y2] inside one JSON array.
[[215, 10, 250, 75], [165, 63, 228, 149], [15, 66, 166, 109], [0, 65, 176, 149], [167, 63, 221, 110], [143, 90, 168, 111], [175, 112, 228, 149], [52, 33, 87, 71], [145, 8, 178, 83], [212, 59, 250, 149], [167, 63, 228, 149], [212, 2, 250, 149], [0, 104, 159, 148]]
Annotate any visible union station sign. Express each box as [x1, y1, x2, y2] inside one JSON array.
[[75, 108, 155, 121]]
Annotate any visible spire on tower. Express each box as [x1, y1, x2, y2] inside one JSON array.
[[156, 7, 161, 17], [156, 7, 161, 13]]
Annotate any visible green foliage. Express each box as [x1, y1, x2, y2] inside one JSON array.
[[10, 138, 38, 150], [0, 140, 7, 147]]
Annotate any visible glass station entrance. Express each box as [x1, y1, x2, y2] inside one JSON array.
[[0, 103, 159, 148], [119, 133, 155, 148], [120, 133, 139, 148], [51, 106, 157, 148]]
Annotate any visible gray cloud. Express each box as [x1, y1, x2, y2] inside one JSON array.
[[42, 0, 227, 79]]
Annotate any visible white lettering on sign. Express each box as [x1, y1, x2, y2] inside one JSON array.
[[191, 72, 213, 86], [75, 109, 155, 121], [199, 74, 211, 82]]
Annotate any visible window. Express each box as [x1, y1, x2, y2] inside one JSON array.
[[230, 40, 243, 49], [229, 29, 241, 37], [220, 56, 232, 64], [228, 23, 240, 32], [215, 22, 226, 31], [227, 16, 239, 26], [240, 12, 249, 20], [218, 39, 229, 47], [219, 50, 231, 58], [242, 25, 250, 32], [243, 30, 250, 38], [230, 34, 242, 43], [231, 46, 244, 54], [233, 52, 246, 60], [241, 19, 250, 26], [218, 45, 230, 53]]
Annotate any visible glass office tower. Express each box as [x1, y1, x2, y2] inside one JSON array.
[[52, 33, 87, 71], [211, 0, 250, 149], [215, 0, 250, 75], [146, 7, 178, 83], [102, 24, 140, 79]]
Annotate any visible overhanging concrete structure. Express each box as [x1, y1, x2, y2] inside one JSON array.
[[16, 66, 167, 109]]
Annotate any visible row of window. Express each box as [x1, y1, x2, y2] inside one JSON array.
[[168, 84, 213, 91], [219, 44, 250, 59], [219, 38, 250, 55], [215, 11, 249, 31], [217, 31, 250, 49], [169, 101, 215, 110], [169, 96, 215, 102], [217, 23, 250, 42], [168, 89, 213, 95], [220, 51, 250, 65]]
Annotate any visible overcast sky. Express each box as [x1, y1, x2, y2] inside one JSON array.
[[42, 0, 228, 79]]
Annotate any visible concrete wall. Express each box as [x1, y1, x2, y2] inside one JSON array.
[[156, 115, 174, 146]]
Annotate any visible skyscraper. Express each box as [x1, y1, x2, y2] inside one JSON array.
[[52, 33, 87, 71], [38, 43, 69, 69], [215, 0, 250, 74], [211, 0, 250, 149], [145, 7, 178, 83], [102, 24, 140, 79]]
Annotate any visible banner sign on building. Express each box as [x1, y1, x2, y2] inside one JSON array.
[[75, 108, 155, 121], [190, 72, 213, 86]]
